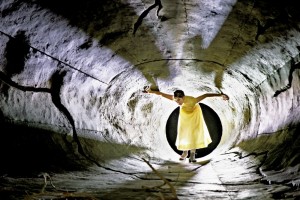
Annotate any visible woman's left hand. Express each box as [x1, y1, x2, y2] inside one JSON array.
[[221, 94, 229, 101]]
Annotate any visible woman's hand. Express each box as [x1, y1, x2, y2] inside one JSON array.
[[143, 86, 152, 93], [221, 94, 229, 101]]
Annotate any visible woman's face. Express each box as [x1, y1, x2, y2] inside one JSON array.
[[174, 96, 184, 105]]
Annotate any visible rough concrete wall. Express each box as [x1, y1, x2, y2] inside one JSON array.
[[0, 0, 299, 170]]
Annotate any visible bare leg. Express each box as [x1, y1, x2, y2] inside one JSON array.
[[179, 150, 188, 160], [189, 149, 197, 163]]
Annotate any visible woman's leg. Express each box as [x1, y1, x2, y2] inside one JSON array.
[[179, 150, 188, 160], [189, 149, 197, 163]]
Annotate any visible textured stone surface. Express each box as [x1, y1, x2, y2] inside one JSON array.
[[0, 0, 300, 199], [1, 149, 299, 199]]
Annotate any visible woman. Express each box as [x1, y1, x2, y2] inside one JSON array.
[[145, 87, 229, 162]]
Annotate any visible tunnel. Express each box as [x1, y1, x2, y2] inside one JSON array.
[[0, 0, 300, 199]]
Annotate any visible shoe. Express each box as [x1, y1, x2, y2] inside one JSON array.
[[189, 152, 197, 163], [179, 151, 188, 160]]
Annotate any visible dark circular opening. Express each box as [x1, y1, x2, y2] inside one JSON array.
[[166, 103, 222, 158]]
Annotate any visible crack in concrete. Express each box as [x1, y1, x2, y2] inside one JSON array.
[[133, 0, 163, 36], [135, 58, 226, 68], [274, 57, 300, 97]]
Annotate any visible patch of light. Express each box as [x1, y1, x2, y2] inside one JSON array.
[[189, 0, 237, 49]]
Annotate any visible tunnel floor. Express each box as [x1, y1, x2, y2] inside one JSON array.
[[1, 147, 298, 200]]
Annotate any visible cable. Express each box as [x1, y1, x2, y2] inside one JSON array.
[[0, 30, 108, 85]]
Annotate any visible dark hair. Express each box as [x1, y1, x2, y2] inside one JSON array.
[[174, 90, 185, 98]]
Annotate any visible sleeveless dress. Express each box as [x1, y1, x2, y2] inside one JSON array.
[[175, 96, 212, 150]]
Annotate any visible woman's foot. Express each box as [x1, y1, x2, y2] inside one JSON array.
[[179, 151, 188, 160]]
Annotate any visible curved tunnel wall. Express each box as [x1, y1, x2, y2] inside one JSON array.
[[0, 0, 300, 173]]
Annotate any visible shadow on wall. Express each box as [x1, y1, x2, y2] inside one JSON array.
[[0, 120, 147, 176], [1, 30, 30, 96], [25, 0, 171, 85], [3, 30, 29, 76], [237, 124, 300, 170], [166, 103, 222, 158], [185, 36, 227, 91], [0, 121, 83, 176]]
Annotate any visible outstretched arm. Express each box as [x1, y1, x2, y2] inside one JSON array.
[[195, 93, 229, 102], [145, 87, 173, 101]]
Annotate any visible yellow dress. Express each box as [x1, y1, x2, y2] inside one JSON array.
[[176, 96, 212, 150]]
